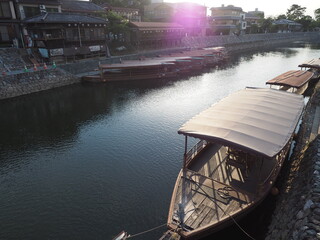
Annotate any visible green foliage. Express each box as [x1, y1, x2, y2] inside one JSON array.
[[315, 8, 320, 21], [286, 4, 306, 21], [297, 15, 313, 31], [276, 14, 287, 20], [98, 11, 129, 34], [260, 17, 274, 33]]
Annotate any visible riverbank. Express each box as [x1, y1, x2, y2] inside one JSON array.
[[265, 81, 320, 240], [0, 32, 319, 100], [0, 68, 78, 100]]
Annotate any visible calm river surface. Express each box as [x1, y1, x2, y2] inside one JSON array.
[[0, 43, 319, 240]]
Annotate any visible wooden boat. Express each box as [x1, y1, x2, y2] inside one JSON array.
[[266, 70, 314, 95], [81, 47, 228, 82], [166, 88, 304, 239], [298, 58, 320, 79]]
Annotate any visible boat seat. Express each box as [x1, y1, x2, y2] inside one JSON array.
[[226, 148, 250, 177]]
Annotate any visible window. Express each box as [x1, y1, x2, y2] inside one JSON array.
[[0, 26, 9, 41], [66, 28, 79, 41], [46, 8, 59, 13], [23, 6, 40, 18], [0, 2, 11, 18]]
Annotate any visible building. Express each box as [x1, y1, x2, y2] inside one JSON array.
[[24, 12, 108, 60], [0, 0, 20, 47], [273, 19, 302, 32], [16, 0, 61, 20], [101, 3, 141, 22], [144, 2, 207, 36], [129, 21, 184, 50], [245, 9, 264, 33], [210, 4, 246, 35]]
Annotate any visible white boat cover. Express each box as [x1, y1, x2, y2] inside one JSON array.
[[178, 88, 304, 158]]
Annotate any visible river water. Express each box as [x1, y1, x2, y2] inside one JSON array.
[[0, 43, 319, 240]]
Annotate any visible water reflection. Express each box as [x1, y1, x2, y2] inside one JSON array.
[[0, 43, 319, 240]]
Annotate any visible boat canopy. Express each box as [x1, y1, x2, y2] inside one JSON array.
[[266, 70, 314, 88], [178, 88, 304, 158], [298, 58, 320, 69]]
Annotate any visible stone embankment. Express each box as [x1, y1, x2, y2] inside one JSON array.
[[0, 68, 79, 100], [265, 82, 320, 240], [182, 32, 320, 51]]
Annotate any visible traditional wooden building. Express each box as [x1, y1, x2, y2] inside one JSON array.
[[129, 21, 184, 50], [16, 0, 61, 20], [24, 12, 107, 60], [0, 0, 20, 47]]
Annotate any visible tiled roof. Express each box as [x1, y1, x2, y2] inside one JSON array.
[[24, 12, 107, 24], [129, 22, 183, 29], [17, 0, 61, 4], [61, 0, 105, 12], [273, 19, 302, 26]]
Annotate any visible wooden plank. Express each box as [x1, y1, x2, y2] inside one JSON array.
[[183, 191, 207, 225], [190, 205, 213, 229], [190, 197, 216, 228]]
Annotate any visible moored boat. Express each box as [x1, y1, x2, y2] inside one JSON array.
[[81, 47, 228, 82], [166, 88, 304, 239], [298, 58, 320, 79], [266, 70, 314, 95]]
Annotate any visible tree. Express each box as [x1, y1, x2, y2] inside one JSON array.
[[315, 8, 320, 21], [260, 17, 274, 33], [286, 4, 306, 21], [297, 15, 313, 31], [97, 11, 129, 42], [276, 14, 287, 20]]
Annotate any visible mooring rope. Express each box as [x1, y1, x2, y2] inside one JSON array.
[[126, 223, 167, 239]]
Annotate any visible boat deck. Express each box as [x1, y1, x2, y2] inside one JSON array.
[[170, 143, 275, 234]]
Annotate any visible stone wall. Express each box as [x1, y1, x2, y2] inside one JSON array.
[[182, 32, 320, 51], [0, 68, 80, 100], [265, 84, 320, 240], [0, 48, 27, 72]]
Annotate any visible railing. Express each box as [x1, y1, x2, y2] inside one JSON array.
[[258, 141, 291, 195], [185, 140, 208, 166]]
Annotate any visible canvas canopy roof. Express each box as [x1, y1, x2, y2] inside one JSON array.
[[178, 88, 304, 158], [266, 70, 314, 88]]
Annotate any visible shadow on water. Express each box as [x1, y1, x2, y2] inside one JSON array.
[[0, 79, 174, 152], [0, 42, 319, 240]]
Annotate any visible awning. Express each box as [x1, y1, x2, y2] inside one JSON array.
[[178, 88, 304, 158], [266, 70, 314, 88]]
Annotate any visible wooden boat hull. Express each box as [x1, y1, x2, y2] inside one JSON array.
[[167, 141, 290, 240], [82, 48, 229, 83]]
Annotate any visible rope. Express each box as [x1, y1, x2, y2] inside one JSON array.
[[185, 175, 256, 240], [126, 223, 167, 239]]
